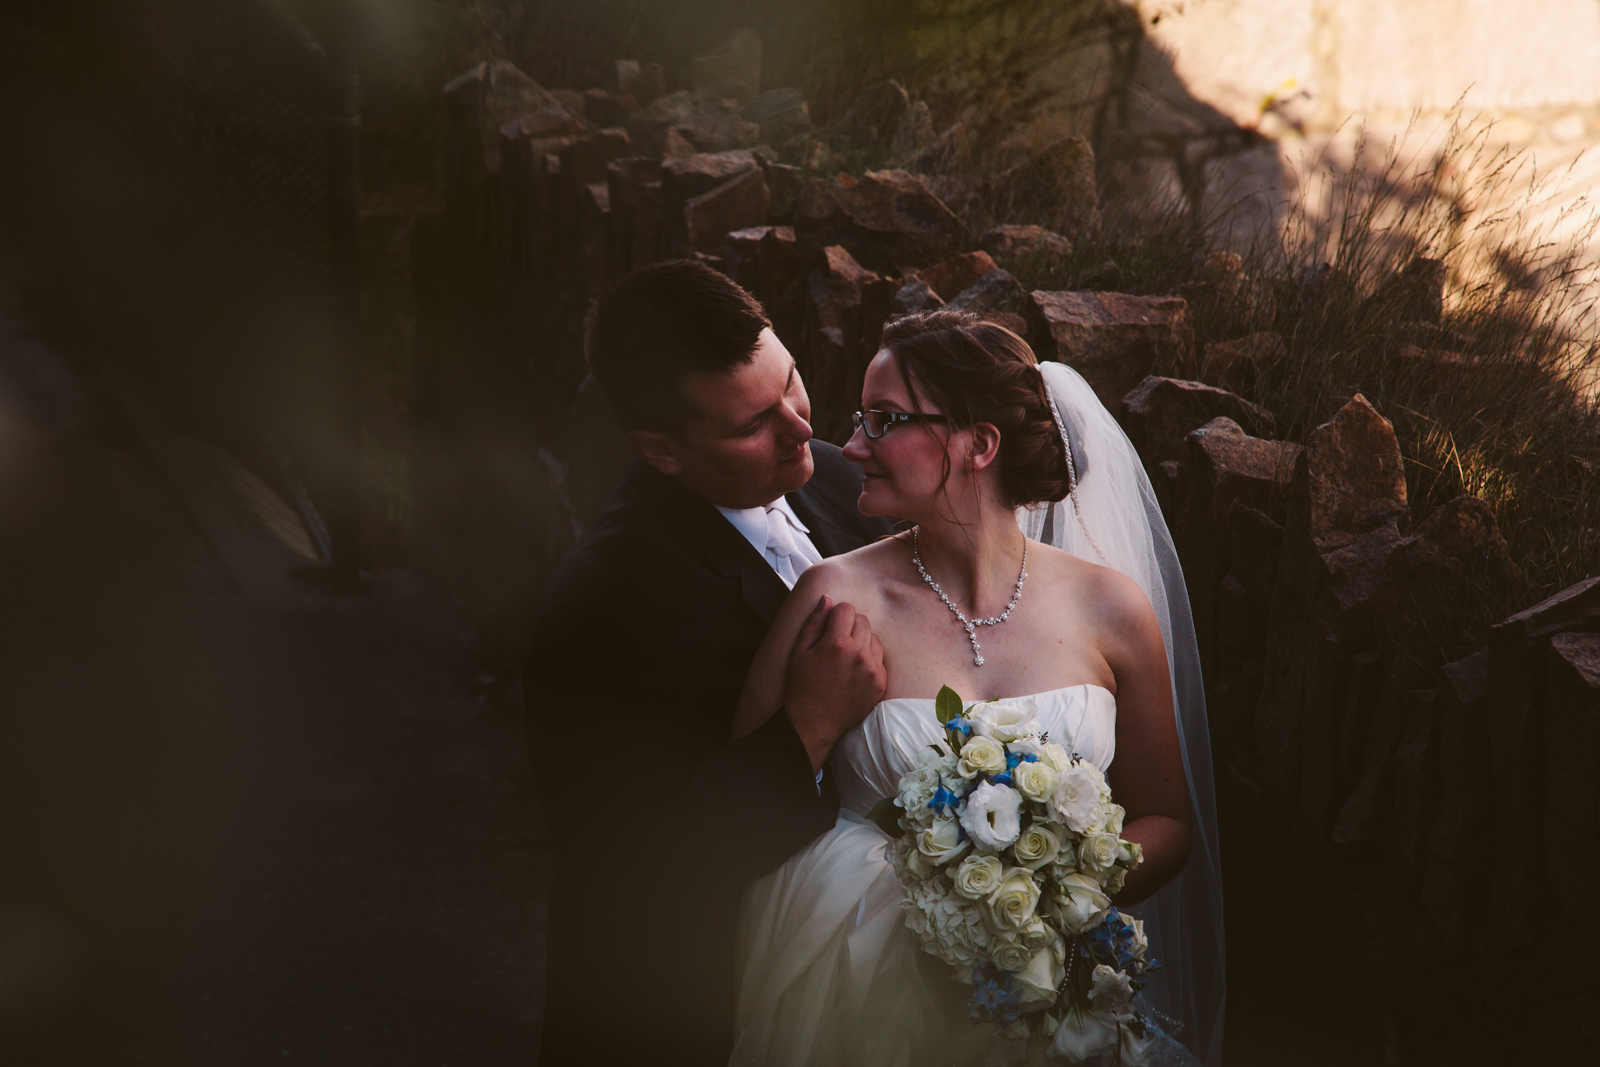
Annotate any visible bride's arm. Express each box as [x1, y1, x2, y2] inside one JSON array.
[[1094, 569, 1193, 906], [731, 563, 886, 771]]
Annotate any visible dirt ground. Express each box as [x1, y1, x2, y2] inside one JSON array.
[[0, 305, 548, 1065]]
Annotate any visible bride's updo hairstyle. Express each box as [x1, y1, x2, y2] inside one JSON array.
[[878, 309, 1071, 508]]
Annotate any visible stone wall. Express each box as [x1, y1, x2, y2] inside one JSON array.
[[412, 35, 1599, 1049]]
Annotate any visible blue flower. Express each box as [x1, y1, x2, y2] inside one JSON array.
[[927, 780, 963, 816], [945, 717, 973, 737], [966, 971, 1023, 1025], [1004, 751, 1037, 770]]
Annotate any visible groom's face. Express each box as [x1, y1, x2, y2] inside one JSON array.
[[630, 328, 815, 509]]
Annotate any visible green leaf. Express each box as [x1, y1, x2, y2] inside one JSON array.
[[935, 685, 964, 725], [867, 796, 906, 838]]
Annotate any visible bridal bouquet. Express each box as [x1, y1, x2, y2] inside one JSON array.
[[869, 687, 1160, 1064]]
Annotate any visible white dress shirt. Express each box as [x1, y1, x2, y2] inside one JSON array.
[[714, 496, 823, 589], [716, 495, 827, 792]]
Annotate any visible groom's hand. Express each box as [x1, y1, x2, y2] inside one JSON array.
[[785, 596, 887, 773]]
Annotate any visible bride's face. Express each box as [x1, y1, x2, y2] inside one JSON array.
[[844, 349, 977, 519]]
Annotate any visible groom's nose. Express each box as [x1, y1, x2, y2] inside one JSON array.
[[777, 397, 812, 444]]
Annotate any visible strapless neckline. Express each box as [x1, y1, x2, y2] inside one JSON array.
[[873, 682, 1115, 708]]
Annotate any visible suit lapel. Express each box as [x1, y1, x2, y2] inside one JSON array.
[[635, 461, 790, 627]]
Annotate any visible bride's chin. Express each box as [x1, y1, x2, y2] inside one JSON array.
[[857, 483, 897, 518]]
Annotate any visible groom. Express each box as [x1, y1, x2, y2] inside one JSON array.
[[525, 260, 894, 1067]]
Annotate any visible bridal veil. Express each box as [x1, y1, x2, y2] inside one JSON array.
[[1018, 360, 1226, 1067]]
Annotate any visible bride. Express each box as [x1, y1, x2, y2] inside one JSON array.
[[727, 311, 1225, 1066]]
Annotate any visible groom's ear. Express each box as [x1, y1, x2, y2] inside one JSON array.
[[967, 421, 1003, 473], [628, 429, 685, 475]]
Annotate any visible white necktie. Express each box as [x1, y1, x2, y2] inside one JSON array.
[[764, 505, 811, 588]]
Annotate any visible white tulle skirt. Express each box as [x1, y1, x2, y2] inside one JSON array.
[[731, 812, 1023, 1067]]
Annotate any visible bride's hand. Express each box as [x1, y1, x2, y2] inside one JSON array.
[[783, 595, 887, 772]]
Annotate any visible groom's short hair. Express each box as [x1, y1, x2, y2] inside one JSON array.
[[586, 259, 773, 435]]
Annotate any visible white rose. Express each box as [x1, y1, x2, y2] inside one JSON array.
[[957, 735, 1007, 778], [1018, 917, 1054, 950], [1052, 1001, 1120, 1061], [904, 876, 991, 970], [1088, 964, 1135, 1017], [1051, 872, 1111, 934], [959, 781, 1024, 852], [1013, 935, 1067, 1006], [1012, 759, 1057, 803], [1079, 832, 1119, 874], [1011, 822, 1062, 871], [952, 853, 1005, 900], [917, 812, 971, 866], [1118, 840, 1144, 868], [1102, 865, 1127, 895], [1048, 838, 1079, 875], [990, 934, 1033, 972], [984, 867, 1041, 932], [890, 838, 933, 882], [1010, 737, 1071, 772], [1051, 762, 1104, 832], [1099, 802, 1126, 836], [967, 698, 1040, 743]]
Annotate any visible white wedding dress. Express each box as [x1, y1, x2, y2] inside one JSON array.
[[731, 685, 1118, 1067]]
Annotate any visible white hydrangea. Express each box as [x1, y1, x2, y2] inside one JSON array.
[[903, 876, 991, 970], [897, 747, 958, 817]]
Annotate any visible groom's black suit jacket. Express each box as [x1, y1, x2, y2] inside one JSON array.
[[525, 440, 893, 1067]]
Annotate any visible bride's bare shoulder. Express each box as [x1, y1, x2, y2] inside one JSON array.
[[1028, 540, 1156, 628], [791, 534, 909, 606]]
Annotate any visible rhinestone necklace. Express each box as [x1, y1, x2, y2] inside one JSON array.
[[911, 527, 1029, 667]]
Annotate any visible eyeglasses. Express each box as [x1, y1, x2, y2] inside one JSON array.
[[851, 409, 951, 439]]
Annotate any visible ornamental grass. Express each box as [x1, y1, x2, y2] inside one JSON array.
[[1001, 116, 1600, 625]]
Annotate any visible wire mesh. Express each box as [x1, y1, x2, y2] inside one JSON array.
[[125, 0, 330, 299]]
